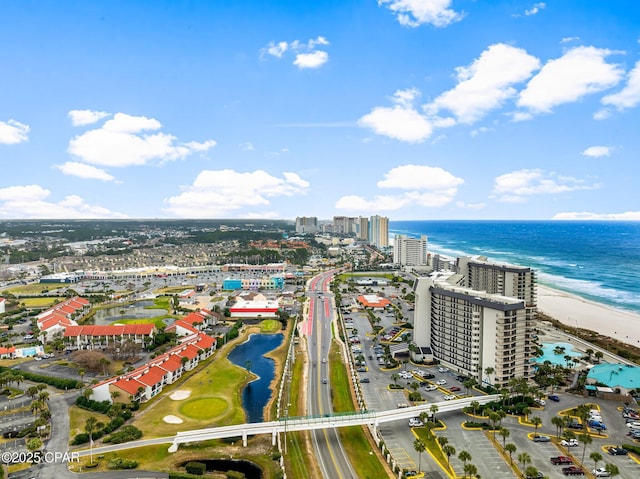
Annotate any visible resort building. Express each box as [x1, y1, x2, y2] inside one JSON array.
[[0, 297, 5, 314], [393, 234, 428, 267], [357, 294, 392, 310], [37, 296, 91, 343], [295, 216, 319, 234], [90, 332, 216, 403], [368, 215, 389, 248], [63, 324, 157, 350], [414, 272, 530, 387]]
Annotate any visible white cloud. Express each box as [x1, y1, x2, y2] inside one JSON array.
[[336, 164, 463, 212], [425, 43, 541, 124], [552, 211, 640, 220], [294, 51, 329, 69], [378, 0, 463, 28], [470, 126, 490, 137], [492, 169, 600, 202], [524, 2, 545, 15], [561, 36, 580, 44], [240, 142, 255, 151], [54, 162, 115, 181], [517, 46, 624, 114], [67, 112, 216, 167], [0, 184, 127, 219], [163, 169, 309, 218], [582, 145, 611, 158], [358, 89, 433, 142], [261, 41, 289, 58], [68, 109, 110, 126], [455, 201, 486, 210], [600, 60, 640, 112], [377, 164, 464, 190], [0, 119, 29, 144], [261, 36, 330, 69]]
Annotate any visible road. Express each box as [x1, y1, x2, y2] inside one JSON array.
[[306, 270, 357, 479]]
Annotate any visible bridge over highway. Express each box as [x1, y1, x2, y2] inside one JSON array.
[[76, 394, 499, 457]]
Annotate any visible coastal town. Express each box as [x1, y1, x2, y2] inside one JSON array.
[[0, 218, 639, 479]]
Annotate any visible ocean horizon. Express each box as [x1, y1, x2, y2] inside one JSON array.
[[390, 220, 640, 316]]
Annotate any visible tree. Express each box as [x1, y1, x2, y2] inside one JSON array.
[[524, 466, 540, 479], [504, 443, 516, 464], [579, 433, 593, 464], [470, 400, 480, 417], [522, 406, 532, 422], [458, 450, 472, 470], [590, 451, 603, 471], [85, 416, 103, 465], [498, 427, 510, 448], [517, 452, 531, 474], [442, 445, 456, 469], [464, 463, 478, 479], [413, 438, 426, 473], [26, 437, 43, 453], [531, 416, 542, 434], [27, 385, 39, 399], [604, 463, 620, 477], [484, 367, 494, 386], [551, 415, 565, 438], [391, 373, 399, 387], [430, 404, 439, 423]]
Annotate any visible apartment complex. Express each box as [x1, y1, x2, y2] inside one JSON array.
[[369, 215, 389, 248], [295, 216, 319, 234], [393, 234, 428, 267], [414, 267, 534, 387]]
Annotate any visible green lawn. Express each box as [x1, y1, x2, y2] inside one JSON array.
[[6, 283, 66, 295]]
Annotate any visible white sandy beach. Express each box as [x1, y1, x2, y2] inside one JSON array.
[[537, 284, 640, 347]]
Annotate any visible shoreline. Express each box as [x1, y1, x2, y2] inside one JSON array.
[[537, 284, 640, 348]]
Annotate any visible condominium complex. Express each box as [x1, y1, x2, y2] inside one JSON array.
[[393, 234, 428, 267], [368, 215, 389, 248], [295, 216, 319, 234], [414, 255, 538, 387], [357, 216, 369, 241]]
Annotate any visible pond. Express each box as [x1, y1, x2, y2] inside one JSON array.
[[92, 301, 166, 324], [182, 459, 262, 479], [227, 333, 283, 423]]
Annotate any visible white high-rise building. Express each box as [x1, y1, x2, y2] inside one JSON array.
[[295, 216, 318, 234], [368, 215, 388, 248], [414, 272, 532, 387], [393, 234, 428, 267]]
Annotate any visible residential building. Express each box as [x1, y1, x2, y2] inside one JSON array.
[[393, 234, 428, 267], [357, 216, 369, 241], [414, 272, 530, 387], [63, 324, 157, 350], [369, 215, 389, 248], [295, 216, 319, 234]]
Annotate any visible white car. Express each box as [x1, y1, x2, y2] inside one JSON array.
[[424, 385, 437, 391], [534, 399, 546, 406], [442, 395, 455, 401], [438, 367, 447, 373], [409, 418, 423, 427], [436, 379, 447, 385], [593, 468, 611, 477], [560, 439, 579, 447]]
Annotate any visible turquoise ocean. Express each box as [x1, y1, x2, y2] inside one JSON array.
[[389, 221, 640, 315]]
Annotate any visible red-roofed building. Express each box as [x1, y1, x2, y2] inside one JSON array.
[[357, 294, 392, 310], [63, 324, 156, 350], [0, 346, 16, 359], [90, 332, 216, 403], [37, 296, 92, 342], [165, 319, 199, 337]]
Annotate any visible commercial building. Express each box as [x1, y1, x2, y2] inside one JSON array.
[[393, 234, 428, 267], [414, 272, 531, 387]]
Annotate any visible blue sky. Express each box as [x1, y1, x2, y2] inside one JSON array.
[[1, 0, 639, 221]]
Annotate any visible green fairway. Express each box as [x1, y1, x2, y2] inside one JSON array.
[[179, 397, 229, 420]]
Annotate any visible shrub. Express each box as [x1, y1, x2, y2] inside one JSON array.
[[107, 457, 138, 469], [75, 395, 111, 414], [72, 433, 89, 445], [226, 471, 245, 479], [103, 425, 142, 444], [185, 462, 206, 475]]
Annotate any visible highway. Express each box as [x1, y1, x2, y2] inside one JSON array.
[[306, 270, 357, 479]]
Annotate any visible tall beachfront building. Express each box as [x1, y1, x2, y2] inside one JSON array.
[[368, 215, 389, 248], [357, 216, 369, 241], [393, 234, 428, 267], [414, 271, 532, 387], [295, 216, 318, 234]]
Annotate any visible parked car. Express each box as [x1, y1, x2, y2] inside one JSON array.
[[408, 418, 423, 427], [525, 473, 544, 479], [548, 394, 560, 402], [568, 420, 583, 429], [436, 379, 447, 385], [592, 468, 611, 477], [560, 439, 579, 447], [533, 435, 551, 442], [449, 386, 461, 392], [607, 446, 628, 455], [534, 398, 546, 406], [424, 385, 437, 391], [588, 420, 606, 430], [422, 373, 435, 379], [551, 456, 573, 465], [360, 378, 370, 383], [562, 466, 584, 476]]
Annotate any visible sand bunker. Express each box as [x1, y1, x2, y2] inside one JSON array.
[[163, 415, 183, 424], [170, 389, 191, 400]]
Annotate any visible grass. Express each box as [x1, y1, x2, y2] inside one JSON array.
[[329, 341, 392, 478], [259, 319, 282, 333], [18, 297, 59, 308], [109, 317, 168, 329], [69, 406, 110, 441], [5, 283, 66, 295], [414, 428, 453, 476]]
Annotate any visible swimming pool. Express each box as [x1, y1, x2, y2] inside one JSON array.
[[587, 364, 640, 389], [534, 341, 582, 365]]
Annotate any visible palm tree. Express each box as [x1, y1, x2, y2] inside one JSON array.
[[604, 464, 619, 477], [443, 445, 456, 470], [498, 427, 510, 447], [518, 452, 531, 475], [391, 373, 399, 387], [531, 416, 542, 434], [504, 443, 516, 464], [413, 438, 426, 473], [522, 406, 532, 422], [524, 466, 541, 479], [488, 411, 500, 437], [85, 416, 101, 464], [27, 386, 39, 399], [430, 404, 439, 424], [590, 451, 603, 471], [579, 433, 592, 464], [470, 400, 480, 417], [552, 415, 565, 438], [484, 366, 494, 386], [464, 463, 478, 479], [458, 450, 472, 470]]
